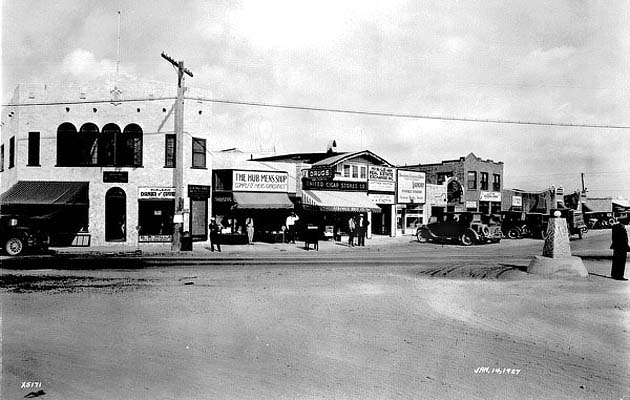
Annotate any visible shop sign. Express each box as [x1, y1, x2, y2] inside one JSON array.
[[103, 171, 128, 183], [466, 201, 478, 209], [138, 187, 175, 199], [188, 184, 211, 198], [302, 179, 367, 191], [368, 166, 395, 192], [426, 184, 447, 206], [512, 196, 522, 207], [368, 193, 395, 204], [480, 191, 502, 202], [232, 170, 288, 192], [306, 167, 334, 181], [397, 170, 425, 204], [139, 234, 172, 242]]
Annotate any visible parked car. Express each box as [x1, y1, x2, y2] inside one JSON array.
[[1, 214, 50, 256], [416, 212, 502, 246], [500, 211, 529, 239]]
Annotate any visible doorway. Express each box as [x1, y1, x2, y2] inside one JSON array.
[[105, 187, 126, 241]]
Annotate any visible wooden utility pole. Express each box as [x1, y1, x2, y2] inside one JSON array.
[[161, 51, 193, 250]]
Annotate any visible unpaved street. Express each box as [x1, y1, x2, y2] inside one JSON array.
[[2, 234, 629, 399]]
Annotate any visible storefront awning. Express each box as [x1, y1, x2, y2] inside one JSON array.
[[231, 192, 294, 210], [0, 181, 89, 207], [302, 190, 381, 213], [612, 199, 630, 209]]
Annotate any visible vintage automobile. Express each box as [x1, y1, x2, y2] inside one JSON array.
[[416, 212, 502, 246], [1, 214, 50, 256]]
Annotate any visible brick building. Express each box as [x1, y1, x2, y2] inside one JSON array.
[[402, 152, 504, 215], [0, 80, 213, 246]]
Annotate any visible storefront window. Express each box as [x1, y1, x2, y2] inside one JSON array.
[[138, 200, 174, 241], [479, 201, 490, 215]]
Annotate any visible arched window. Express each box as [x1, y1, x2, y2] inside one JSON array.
[[119, 123, 143, 167], [99, 123, 120, 166], [105, 187, 126, 242], [79, 123, 99, 165], [57, 122, 78, 166]]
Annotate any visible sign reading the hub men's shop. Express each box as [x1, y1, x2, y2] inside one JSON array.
[[302, 179, 367, 191], [232, 170, 288, 192], [138, 187, 176, 199], [397, 170, 426, 204], [368, 166, 395, 192], [103, 171, 128, 183]]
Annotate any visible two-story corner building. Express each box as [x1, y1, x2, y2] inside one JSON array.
[[402, 152, 504, 215], [0, 80, 213, 247], [254, 144, 395, 238]]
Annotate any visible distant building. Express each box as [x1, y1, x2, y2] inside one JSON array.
[[402, 152, 504, 215]]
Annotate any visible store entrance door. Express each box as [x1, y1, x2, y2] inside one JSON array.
[[105, 187, 126, 242]]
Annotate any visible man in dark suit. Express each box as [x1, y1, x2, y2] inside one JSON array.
[[610, 220, 629, 280]]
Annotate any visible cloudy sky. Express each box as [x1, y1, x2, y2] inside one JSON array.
[[2, 0, 629, 198]]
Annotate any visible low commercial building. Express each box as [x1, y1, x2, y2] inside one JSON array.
[[0, 80, 213, 246]]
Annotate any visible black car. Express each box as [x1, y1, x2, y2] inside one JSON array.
[[416, 212, 502, 246], [1, 215, 50, 256]]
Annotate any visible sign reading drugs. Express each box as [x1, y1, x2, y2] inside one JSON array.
[[368, 166, 396, 192], [397, 170, 425, 204], [232, 170, 288, 192], [306, 167, 334, 181], [138, 187, 175, 199]]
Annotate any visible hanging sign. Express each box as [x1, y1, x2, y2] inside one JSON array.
[[302, 179, 367, 191], [306, 167, 335, 181], [426, 184, 447, 206], [368, 193, 395, 204], [512, 196, 522, 207]]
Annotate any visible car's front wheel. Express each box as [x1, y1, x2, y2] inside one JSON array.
[[460, 232, 474, 246], [416, 231, 428, 243], [507, 227, 521, 239], [4, 237, 24, 256]]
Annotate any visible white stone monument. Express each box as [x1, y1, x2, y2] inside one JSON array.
[[527, 211, 588, 277]]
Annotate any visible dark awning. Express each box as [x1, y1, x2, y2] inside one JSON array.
[[302, 190, 381, 213], [0, 181, 89, 207], [231, 191, 294, 210]]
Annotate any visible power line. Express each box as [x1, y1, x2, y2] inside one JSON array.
[[3, 95, 630, 129]]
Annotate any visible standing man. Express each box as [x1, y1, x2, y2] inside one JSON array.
[[285, 212, 299, 244], [357, 214, 370, 246], [348, 215, 356, 247], [246, 216, 255, 245], [610, 219, 629, 280], [209, 217, 222, 252]]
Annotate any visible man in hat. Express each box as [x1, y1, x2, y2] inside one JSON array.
[[209, 216, 222, 252], [610, 219, 629, 280]]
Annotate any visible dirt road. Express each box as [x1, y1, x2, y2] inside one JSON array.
[[1, 237, 629, 399]]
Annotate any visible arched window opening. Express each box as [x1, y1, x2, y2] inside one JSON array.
[[79, 123, 99, 165], [57, 122, 79, 166], [99, 123, 120, 166], [105, 187, 126, 242], [118, 124, 143, 167]]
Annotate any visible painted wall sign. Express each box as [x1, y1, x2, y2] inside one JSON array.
[[480, 191, 502, 202], [138, 187, 176, 199], [512, 195, 523, 207], [426, 184, 448, 206], [232, 170, 288, 192], [397, 170, 426, 204], [368, 193, 395, 204], [302, 179, 367, 191], [103, 171, 128, 183], [368, 166, 396, 192]]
